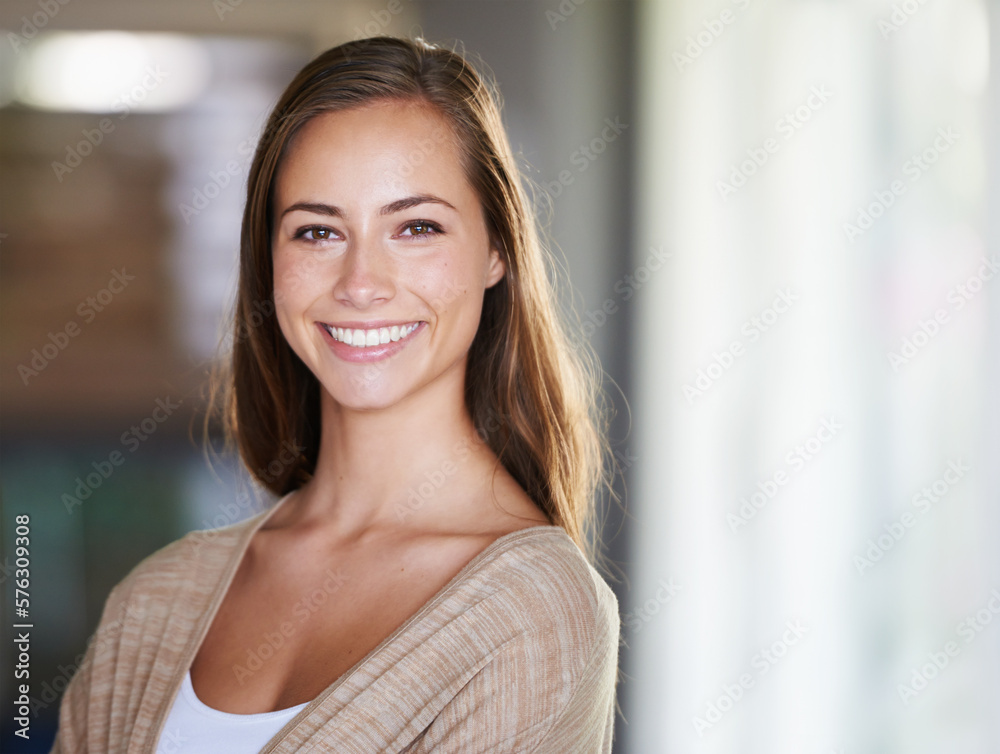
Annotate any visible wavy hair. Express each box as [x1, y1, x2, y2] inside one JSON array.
[[204, 34, 619, 574]]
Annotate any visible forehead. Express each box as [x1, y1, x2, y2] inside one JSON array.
[[273, 100, 469, 206]]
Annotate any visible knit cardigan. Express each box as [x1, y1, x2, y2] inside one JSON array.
[[49, 494, 621, 753]]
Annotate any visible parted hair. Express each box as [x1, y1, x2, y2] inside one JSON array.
[[204, 34, 617, 572]]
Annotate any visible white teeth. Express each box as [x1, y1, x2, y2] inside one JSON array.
[[326, 322, 420, 348]]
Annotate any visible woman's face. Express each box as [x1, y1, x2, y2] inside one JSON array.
[[270, 99, 505, 411]]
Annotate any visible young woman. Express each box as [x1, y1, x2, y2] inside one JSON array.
[[51, 35, 621, 753]]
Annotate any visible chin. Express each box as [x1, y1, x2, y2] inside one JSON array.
[[319, 377, 411, 412]]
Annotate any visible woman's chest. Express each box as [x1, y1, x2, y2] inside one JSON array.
[[188, 536, 486, 714]]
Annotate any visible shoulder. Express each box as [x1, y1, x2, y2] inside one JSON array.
[[408, 528, 621, 752], [469, 526, 621, 660]]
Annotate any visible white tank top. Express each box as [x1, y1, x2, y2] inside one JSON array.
[[156, 670, 309, 753]]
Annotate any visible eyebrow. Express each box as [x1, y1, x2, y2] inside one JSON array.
[[279, 194, 458, 220]]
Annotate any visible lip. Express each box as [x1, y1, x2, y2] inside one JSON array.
[[323, 319, 423, 329], [316, 320, 426, 363]]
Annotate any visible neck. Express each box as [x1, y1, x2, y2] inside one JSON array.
[[281, 362, 500, 540]]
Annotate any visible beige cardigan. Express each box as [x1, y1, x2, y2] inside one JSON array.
[[50, 494, 621, 753]]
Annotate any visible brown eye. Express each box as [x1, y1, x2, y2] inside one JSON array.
[[295, 226, 334, 242], [401, 220, 442, 237]]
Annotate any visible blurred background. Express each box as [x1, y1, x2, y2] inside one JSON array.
[[0, 0, 996, 752]]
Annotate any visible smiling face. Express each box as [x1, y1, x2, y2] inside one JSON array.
[[270, 98, 506, 411]]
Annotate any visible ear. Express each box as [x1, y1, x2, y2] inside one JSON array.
[[485, 246, 506, 289]]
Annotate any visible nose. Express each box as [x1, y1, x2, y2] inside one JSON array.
[[332, 235, 396, 309]]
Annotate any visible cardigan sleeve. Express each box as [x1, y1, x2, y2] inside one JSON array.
[[404, 572, 621, 753], [46, 532, 199, 754], [48, 580, 123, 754], [49, 640, 91, 754]]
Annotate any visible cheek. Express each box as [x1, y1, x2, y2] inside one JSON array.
[[271, 287, 297, 350], [273, 250, 305, 295], [421, 275, 468, 319], [421, 272, 487, 339], [273, 248, 329, 307], [408, 256, 482, 313], [271, 251, 320, 349]]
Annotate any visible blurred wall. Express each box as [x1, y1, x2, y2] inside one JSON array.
[[627, 0, 998, 752]]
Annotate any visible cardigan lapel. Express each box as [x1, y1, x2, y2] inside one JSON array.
[[134, 494, 294, 754], [255, 526, 560, 753]]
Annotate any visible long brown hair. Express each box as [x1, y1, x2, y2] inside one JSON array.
[[204, 35, 619, 573]]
